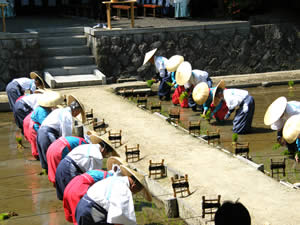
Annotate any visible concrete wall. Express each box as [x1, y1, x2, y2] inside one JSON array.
[[86, 22, 300, 83], [0, 33, 42, 91]]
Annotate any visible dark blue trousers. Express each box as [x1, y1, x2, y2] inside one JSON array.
[[13, 100, 32, 132], [233, 95, 255, 134], [37, 126, 59, 170], [75, 194, 110, 225], [158, 73, 172, 99], [55, 156, 82, 200], [6, 81, 23, 113]]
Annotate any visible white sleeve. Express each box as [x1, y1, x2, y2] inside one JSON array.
[[61, 110, 73, 137], [107, 183, 136, 225], [271, 119, 284, 131]]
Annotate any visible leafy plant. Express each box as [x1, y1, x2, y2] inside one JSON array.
[[272, 143, 281, 150], [179, 91, 188, 102], [166, 82, 173, 87], [232, 133, 238, 143], [288, 80, 294, 88], [147, 80, 155, 88]]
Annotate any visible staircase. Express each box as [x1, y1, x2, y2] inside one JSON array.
[[35, 27, 105, 88]]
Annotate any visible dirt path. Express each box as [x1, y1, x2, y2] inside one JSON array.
[[60, 80, 300, 225]]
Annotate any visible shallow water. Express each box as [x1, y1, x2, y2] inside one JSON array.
[[144, 84, 300, 183], [0, 113, 186, 224]]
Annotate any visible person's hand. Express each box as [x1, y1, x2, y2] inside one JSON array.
[[295, 154, 299, 163], [224, 113, 230, 120], [277, 137, 286, 146]]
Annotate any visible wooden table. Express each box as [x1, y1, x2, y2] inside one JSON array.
[[102, 0, 136, 30], [0, 3, 8, 32]]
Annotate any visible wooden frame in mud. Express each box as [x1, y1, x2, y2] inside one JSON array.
[[171, 174, 191, 198], [108, 130, 122, 147], [206, 129, 220, 144], [202, 195, 221, 223], [188, 121, 201, 136], [125, 144, 140, 162], [270, 158, 286, 179], [93, 118, 107, 135], [149, 159, 166, 178]]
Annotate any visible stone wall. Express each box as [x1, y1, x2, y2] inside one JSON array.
[[0, 33, 42, 91], [86, 22, 300, 83]]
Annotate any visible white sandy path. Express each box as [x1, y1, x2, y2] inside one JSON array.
[[61, 85, 300, 225]]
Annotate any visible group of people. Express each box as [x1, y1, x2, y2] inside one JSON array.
[[5, 72, 152, 225], [264, 96, 300, 161], [143, 48, 256, 134]]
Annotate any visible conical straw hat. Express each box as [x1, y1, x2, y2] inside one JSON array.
[[165, 55, 184, 72], [120, 165, 152, 202], [264, 96, 287, 126], [106, 156, 126, 171], [175, 61, 192, 85], [192, 82, 209, 105], [38, 91, 63, 108], [283, 114, 300, 144], [30, 72, 45, 89], [212, 80, 226, 106], [143, 48, 157, 65], [67, 95, 86, 123]]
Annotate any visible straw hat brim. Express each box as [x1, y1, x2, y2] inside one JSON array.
[[120, 165, 152, 202], [166, 55, 184, 72], [143, 48, 157, 65], [38, 91, 63, 108], [212, 80, 226, 106], [264, 96, 287, 126], [67, 95, 86, 123], [192, 82, 209, 105], [283, 114, 300, 144], [175, 61, 192, 86], [30, 72, 45, 89], [106, 156, 126, 171], [87, 131, 119, 157]]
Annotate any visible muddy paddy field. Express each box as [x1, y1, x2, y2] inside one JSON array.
[[1, 81, 300, 225], [127, 83, 300, 184]]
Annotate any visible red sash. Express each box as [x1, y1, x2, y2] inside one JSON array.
[[63, 173, 95, 224], [47, 137, 70, 184], [23, 112, 39, 157]]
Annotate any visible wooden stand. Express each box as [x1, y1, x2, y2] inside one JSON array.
[[0, 3, 8, 32], [206, 129, 220, 144], [102, 0, 136, 29], [270, 158, 286, 179], [125, 144, 140, 162], [108, 130, 122, 147], [202, 195, 221, 223], [150, 102, 161, 113], [143, 4, 162, 17], [188, 121, 201, 136], [149, 159, 166, 178], [137, 95, 147, 108], [85, 108, 94, 124], [171, 174, 191, 198], [112, 4, 137, 18], [169, 109, 180, 124], [93, 118, 107, 135], [232, 142, 249, 159]]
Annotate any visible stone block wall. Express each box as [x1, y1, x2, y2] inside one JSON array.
[[0, 33, 42, 91], [86, 22, 300, 83]]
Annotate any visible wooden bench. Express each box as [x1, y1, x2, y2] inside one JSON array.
[[112, 4, 137, 18], [143, 4, 162, 17]]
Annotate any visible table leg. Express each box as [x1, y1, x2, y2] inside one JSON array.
[[130, 2, 134, 28], [106, 3, 111, 29]]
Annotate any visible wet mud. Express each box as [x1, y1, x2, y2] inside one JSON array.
[[0, 113, 186, 224], [142, 84, 300, 183]]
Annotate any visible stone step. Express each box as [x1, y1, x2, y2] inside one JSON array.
[[49, 74, 103, 88], [44, 65, 98, 76], [39, 35, 87, 47], [31, 27, 85, 37], [42, 55, 95, 68], [41, 45, 90, 57]]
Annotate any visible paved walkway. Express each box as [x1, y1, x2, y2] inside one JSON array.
[[58, 82, 300, 225]]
